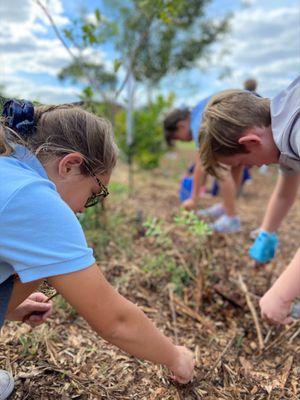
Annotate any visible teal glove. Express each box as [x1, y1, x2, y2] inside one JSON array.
[[249, 231, 279, 264]]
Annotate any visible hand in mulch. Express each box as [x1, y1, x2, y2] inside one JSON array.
[[168, 346, 195, 384]]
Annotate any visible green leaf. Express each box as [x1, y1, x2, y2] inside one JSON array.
[[113, 59, 122, 73]]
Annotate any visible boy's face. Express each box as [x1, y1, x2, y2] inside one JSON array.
[[172, 118, 192, 142], [217, 126, 279, 168]]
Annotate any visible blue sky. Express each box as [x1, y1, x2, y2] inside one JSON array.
[[0, 0, 299, 106]]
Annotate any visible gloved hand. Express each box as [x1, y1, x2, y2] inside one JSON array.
[[249, 230, 279, 264]]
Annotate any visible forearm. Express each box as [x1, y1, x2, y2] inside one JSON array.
[[48, 265, 178, 367], [261, 173, 300, 232], [271, 248, 300, 302], [191, 156, 206, 200], [101, 300, 178, 366]]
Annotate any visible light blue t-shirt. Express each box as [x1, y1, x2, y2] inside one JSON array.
[[0, 145, 95, 284], [190, 96, 211, 148]]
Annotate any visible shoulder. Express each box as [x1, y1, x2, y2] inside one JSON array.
[[0, 157, 57, 215], [1, 177, 72, 222]]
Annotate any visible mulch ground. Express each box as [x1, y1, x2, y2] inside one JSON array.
[[1, 147, 299, 399]]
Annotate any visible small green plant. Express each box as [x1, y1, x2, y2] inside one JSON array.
[[143, 217, 172, 247], [19, 334, 40, 356], [174, 210, 212, 237], [141, 253, 190, 294]]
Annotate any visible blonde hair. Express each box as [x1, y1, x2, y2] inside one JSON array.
[[0, 104, 118, 176], [199, 90, 270, 177]]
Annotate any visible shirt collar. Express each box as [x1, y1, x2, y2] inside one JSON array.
[[13, 144, 49, 180]]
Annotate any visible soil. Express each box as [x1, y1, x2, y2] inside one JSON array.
[[1, 146, 299, 399]]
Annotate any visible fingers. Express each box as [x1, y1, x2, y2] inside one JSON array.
[[27, 300, 52, 313], [28, 292, 49, 302], [41, 307, 53, 321]]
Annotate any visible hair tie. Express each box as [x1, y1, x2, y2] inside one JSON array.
[[2, 99, 35, 136]]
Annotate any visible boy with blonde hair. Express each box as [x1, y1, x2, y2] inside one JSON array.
[[199, 76, 300, 324]]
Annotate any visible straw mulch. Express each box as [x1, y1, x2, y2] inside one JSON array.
[[1, 150, 299, 399]]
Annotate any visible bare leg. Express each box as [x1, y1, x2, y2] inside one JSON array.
[[231, 165, 244, 189], [219, 173, 236, 217]]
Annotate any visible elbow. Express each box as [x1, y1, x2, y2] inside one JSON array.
[[92, 303, 139, 341]]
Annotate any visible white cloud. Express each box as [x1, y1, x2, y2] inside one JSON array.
[[0, 0, 299, 105], [206, 3, 300, 97], [0, 0, 75, 102]]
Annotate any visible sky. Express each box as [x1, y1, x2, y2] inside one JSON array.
[[0, 0, 299, 106]]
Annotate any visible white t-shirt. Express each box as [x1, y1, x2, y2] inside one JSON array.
[[271, 75, 300, 174]]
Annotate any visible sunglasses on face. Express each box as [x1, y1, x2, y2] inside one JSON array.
[[85, 171, 109, 208]]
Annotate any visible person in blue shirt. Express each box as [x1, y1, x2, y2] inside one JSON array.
[[0, 100, 194, 398], [163, 98, 242, 233]]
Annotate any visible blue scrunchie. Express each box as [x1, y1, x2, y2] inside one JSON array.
[[249, 231, 279, 264], [2, 99, 35, 136]]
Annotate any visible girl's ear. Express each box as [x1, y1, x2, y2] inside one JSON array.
[[58, 152, 84, 177]]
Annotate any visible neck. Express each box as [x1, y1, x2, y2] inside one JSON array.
[[266, 125, 280, 163]]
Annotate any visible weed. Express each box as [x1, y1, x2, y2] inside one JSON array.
[[174, 210, 212, 237], [143, 217, 172, 247], [141, 253, 190, 295]]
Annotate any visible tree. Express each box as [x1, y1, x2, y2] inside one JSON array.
[[111, 0, 228, 87], [37, 0, 229, 176]]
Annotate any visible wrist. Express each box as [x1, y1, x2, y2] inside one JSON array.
[[270, 284, 293, 305]]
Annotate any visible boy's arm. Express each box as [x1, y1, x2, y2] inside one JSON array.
[[261, 172, 300, 232], [182, 153, 206, 210], [48, 264, 194, 382], [249, 172, 300, 264], [260, 248, 300, 324]]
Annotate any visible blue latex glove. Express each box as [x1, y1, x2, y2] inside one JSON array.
[[249, 231, 279, 264]]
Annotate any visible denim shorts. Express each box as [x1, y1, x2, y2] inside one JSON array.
[[0, 275, 14, 329]]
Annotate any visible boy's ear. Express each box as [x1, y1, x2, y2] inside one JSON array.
[[238, 133, 262, 148]]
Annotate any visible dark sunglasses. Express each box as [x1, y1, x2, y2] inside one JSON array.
[[85, 170, 109, 208]]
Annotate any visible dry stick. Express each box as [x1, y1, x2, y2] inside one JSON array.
[[168, 286, 179, 345], [288, 327, 300, 343], [172, 294, 213, 331], [204, 335, 235, 379], [45, 291, 59, 303], [279, 355, 293, 392], [263, 320, 300, 353], [194, 253, 203, 313], [238, 273, 264, 351]]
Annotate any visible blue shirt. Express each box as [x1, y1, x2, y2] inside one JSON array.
[[0, 145, 95, 284], [190, 96, 211, 148]]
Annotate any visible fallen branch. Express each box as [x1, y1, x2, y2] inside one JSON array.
[[238, 273, 264, 350]]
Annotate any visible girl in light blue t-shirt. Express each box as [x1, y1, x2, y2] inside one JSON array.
[[0, 100, 194, 398]]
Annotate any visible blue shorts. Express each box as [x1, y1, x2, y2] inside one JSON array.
[[0, 275, 14, 329]]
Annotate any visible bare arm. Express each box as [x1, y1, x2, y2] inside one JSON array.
[[261, 172, 300, 232], [260, 248, 300, 324], [182, 152, 207, 210], [191, 154, 207, 201], [48, 264, 193, 380]]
